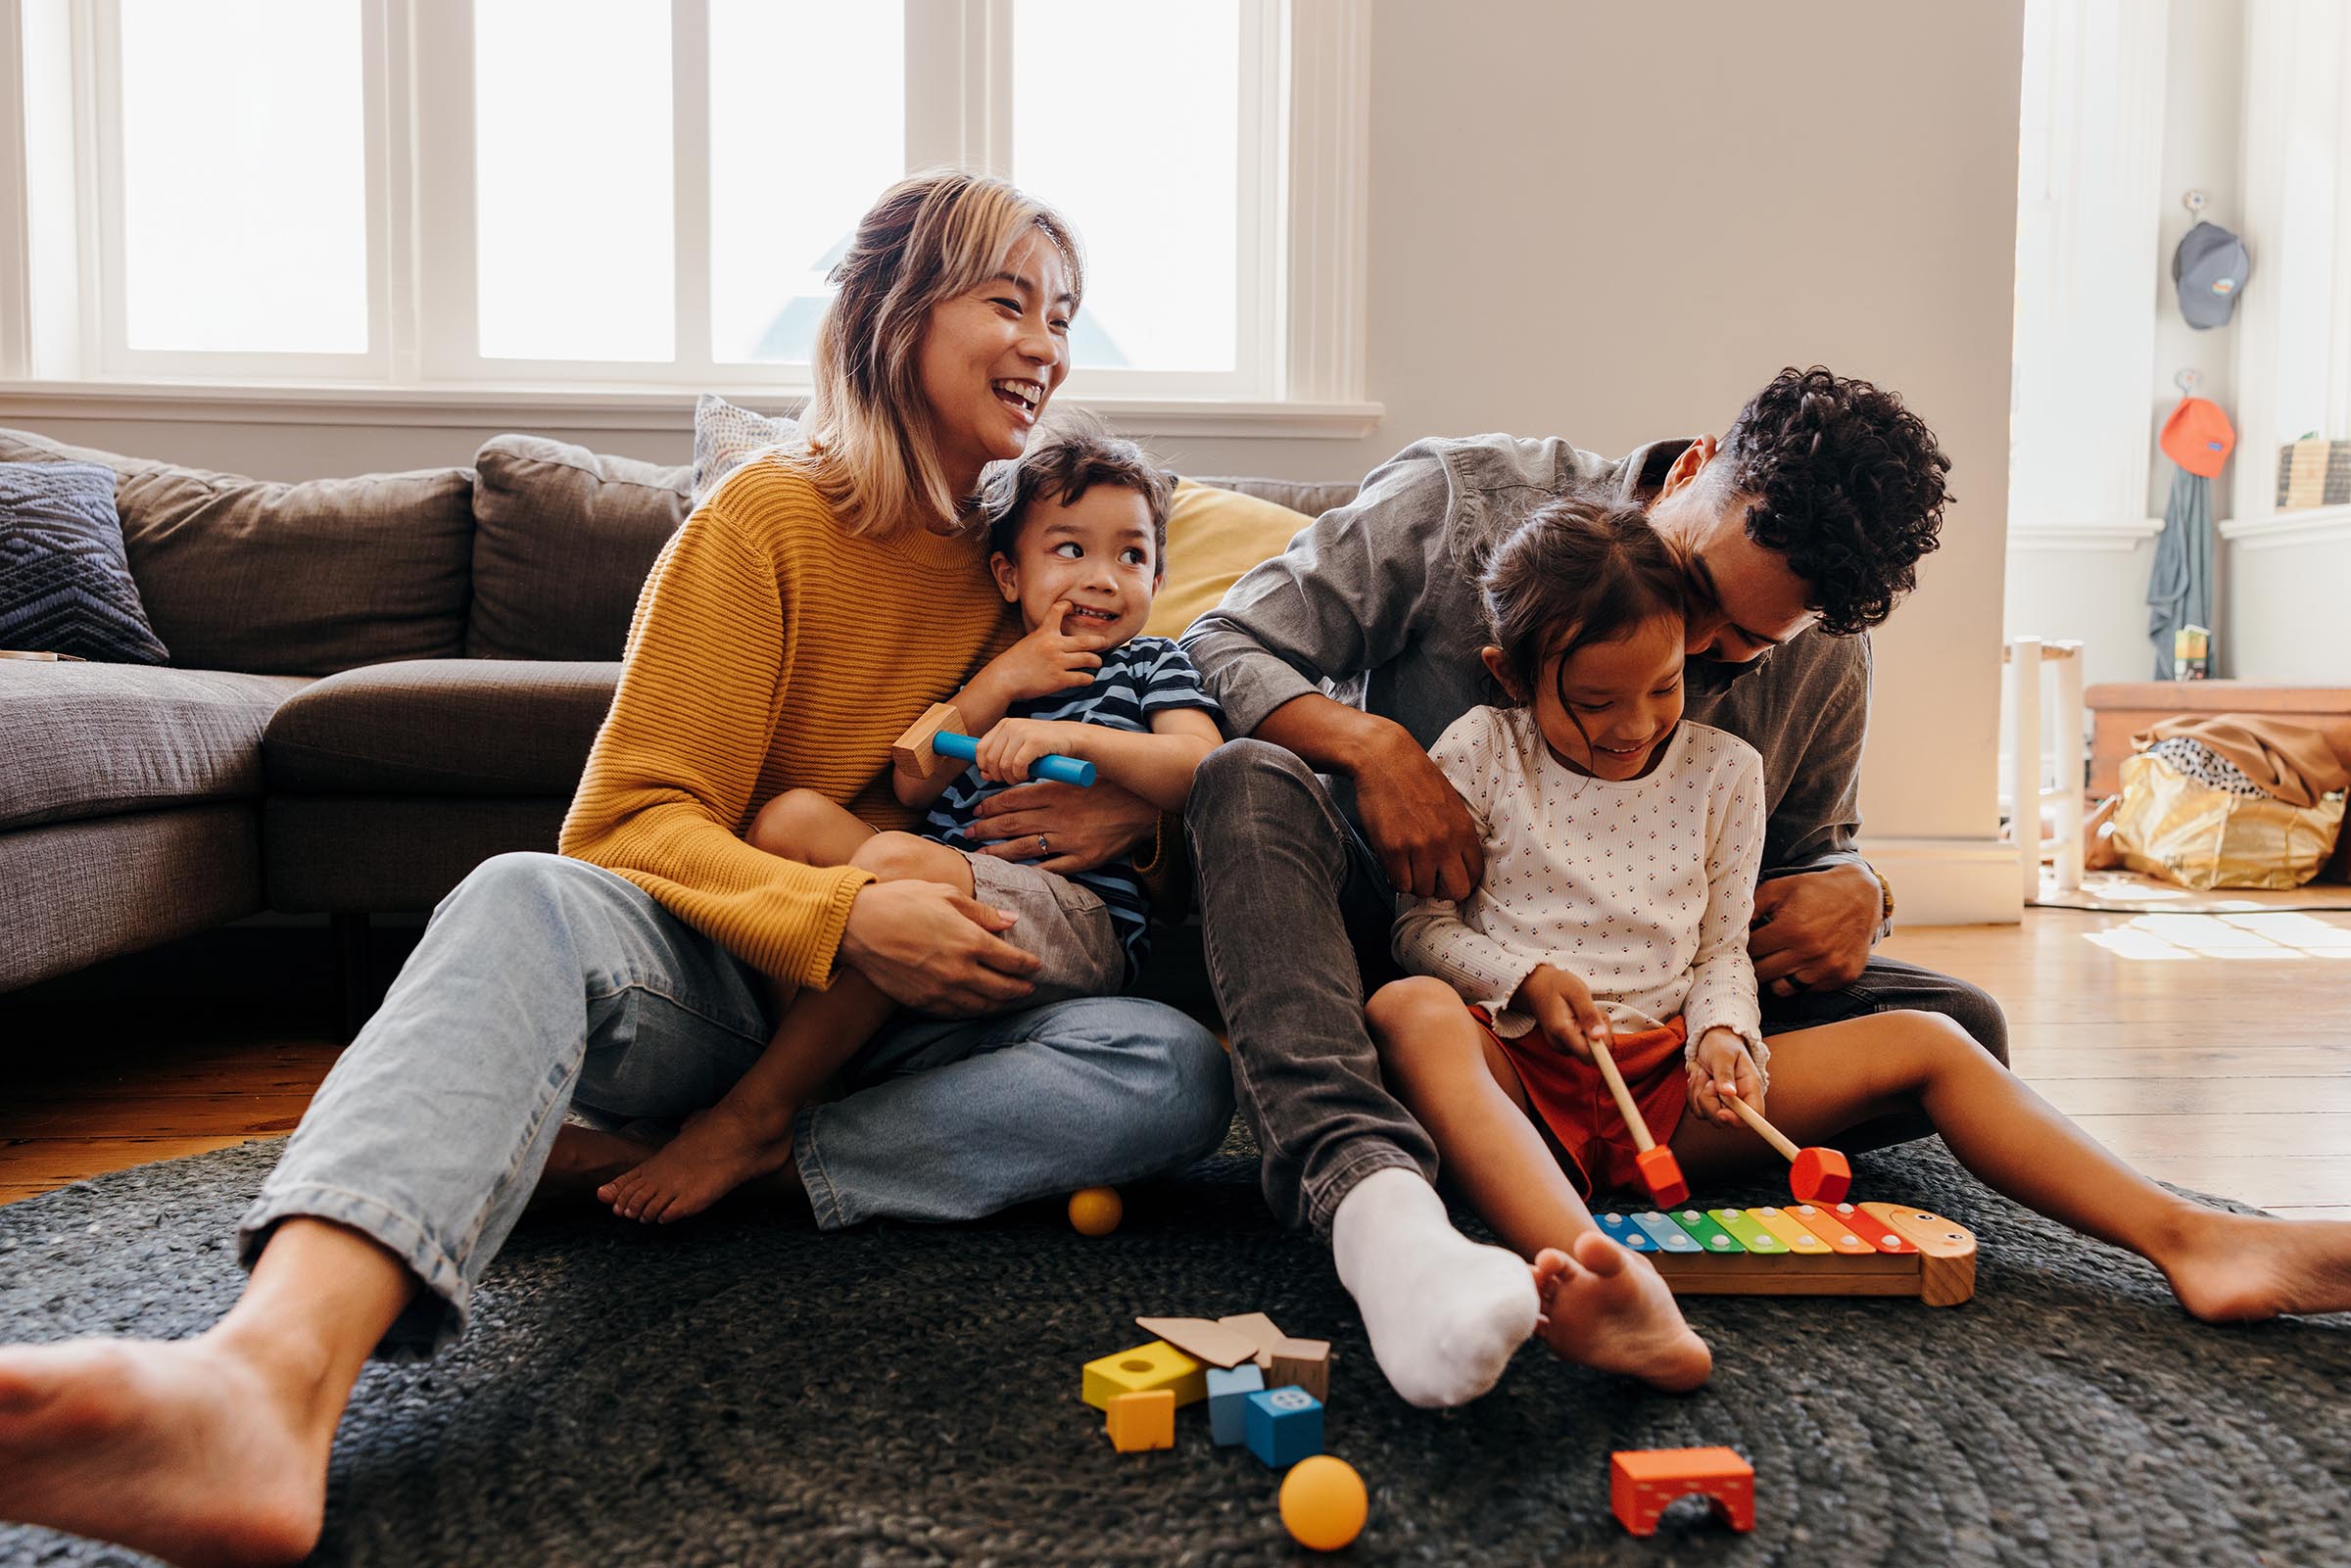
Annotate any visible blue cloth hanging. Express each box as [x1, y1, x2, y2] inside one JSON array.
[[2146, 466, 2213, 679]]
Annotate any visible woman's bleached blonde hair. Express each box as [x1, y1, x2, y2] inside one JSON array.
[[795, 170, 1083, 538]]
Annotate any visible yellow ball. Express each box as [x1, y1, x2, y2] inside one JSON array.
[[1067, 1186, 1123, 1237], [1279, 1454, 1367, 1551]]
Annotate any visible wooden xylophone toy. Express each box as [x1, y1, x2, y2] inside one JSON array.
[[1597, 1202, 1977, 1307]]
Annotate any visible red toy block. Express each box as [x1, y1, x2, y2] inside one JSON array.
[[1789, 1145, 1852, 1203], [1634, 1146, 1690, 1210], [1609, 1447, 1755, 1537]]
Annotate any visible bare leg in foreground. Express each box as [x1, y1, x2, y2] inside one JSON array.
[[1366, 976, 1713, 1393], [0, 1219, 410, 1567]]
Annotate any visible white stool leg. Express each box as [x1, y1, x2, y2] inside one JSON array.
[[2009, 637, 2042, 908], [2049, 642, 2085, 891]]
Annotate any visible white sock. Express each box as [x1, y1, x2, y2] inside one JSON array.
[[1330, 1166, 1539, 1408]]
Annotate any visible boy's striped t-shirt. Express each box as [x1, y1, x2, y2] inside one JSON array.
[[924, 635, 1220, 981]]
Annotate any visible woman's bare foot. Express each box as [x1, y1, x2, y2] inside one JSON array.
[[1532, 1229, 1713, 1393], [528, 1124, 665, 1215], [0, 1334, 334, 1567], [597, 1103, 796, 1225], [2157, 1207, 2351, 1322]]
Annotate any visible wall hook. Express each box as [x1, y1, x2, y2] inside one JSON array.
[[2175, 367, 2202, 395]]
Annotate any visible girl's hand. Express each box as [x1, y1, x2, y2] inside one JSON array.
[[974, 718, 1092, 786], [1688, 1026, 1764, 1126], [982, 603, 1110, 704], [1511, 964, 1611, 1061]]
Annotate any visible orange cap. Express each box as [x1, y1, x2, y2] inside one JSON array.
[[2160, 397, 2234, 478]]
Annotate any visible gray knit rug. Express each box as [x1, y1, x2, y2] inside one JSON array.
[[2, 1135, 2347, 1568]]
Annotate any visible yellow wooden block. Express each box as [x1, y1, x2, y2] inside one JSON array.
[[1106, 1389, 1176, 1452], [1081, 1340, 1208, 1410]]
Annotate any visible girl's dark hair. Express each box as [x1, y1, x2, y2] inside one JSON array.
[[1480, 497, 1685, 705]]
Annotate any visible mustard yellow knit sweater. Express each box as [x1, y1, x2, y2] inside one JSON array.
[[558, 455, 1014, 988]]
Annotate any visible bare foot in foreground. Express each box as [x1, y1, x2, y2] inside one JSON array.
[[0, 1335, 333, 1568], [1533, 1229, 1713, 1393], [2158, 1208, 2351, 1323], [597, 1103, 797, 1225], [528, 1123, 663, 1215]]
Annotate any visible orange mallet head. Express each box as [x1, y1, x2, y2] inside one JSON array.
[[1634, 1146, 1690, 1210], [1789, 1147, 1851, 1204]]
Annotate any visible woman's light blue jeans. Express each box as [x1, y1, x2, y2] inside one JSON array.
[[238, 852, 1234, 1355]]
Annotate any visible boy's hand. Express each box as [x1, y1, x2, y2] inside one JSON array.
[[974, 718, 1092, 787], [1511, 964, 1611, 1061], [1687, 1026, 1764, 1126], [983, 602, 1111, 704]]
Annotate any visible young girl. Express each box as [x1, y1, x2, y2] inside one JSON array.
[[1367, 497, 2351, 1392]]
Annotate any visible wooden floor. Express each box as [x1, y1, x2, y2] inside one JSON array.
[[3, 908, 2348, 1217]]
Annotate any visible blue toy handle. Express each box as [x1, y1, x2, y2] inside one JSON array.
[[932, 731, 1095, 787]]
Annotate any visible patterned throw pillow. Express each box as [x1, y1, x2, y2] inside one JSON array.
[[692, 393, 800, 503], [0, 460, 170, 663]]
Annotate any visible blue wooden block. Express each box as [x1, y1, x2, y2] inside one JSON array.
[[1243, 1386, 1324, 1468], [1207, 1363, 1265, 1447]]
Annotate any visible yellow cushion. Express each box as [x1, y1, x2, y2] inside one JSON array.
[[1142, 479, 1315, 642]]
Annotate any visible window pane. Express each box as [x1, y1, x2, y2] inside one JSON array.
[[1013, 0, 1239, 373], [475, 1, 673, 360], [119, 0, 367, 355], [709, 1, 902, 363]]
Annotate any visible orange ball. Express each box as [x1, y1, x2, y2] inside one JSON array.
[[1067, 1186, 1123, 1237], [1279, 1454, 1367, 1551]]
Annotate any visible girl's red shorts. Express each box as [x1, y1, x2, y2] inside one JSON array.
[[1469, 1006, 1691, 1201]]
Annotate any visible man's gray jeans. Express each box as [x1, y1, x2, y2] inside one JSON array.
[[1185, 739, 2010, 1238], [239, 852, 1234, 1356]]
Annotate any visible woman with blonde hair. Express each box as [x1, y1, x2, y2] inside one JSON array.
[[0, 171, 1233, 1568]]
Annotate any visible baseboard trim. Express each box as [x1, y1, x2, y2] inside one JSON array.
[[1858, 836, 2022, 927]]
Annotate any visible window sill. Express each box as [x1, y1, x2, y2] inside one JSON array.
[[2219, 503, 2351, 550], [0, 379, 1384, 441], [2006, 516, 2166, 551]]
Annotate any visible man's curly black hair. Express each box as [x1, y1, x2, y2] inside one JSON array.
[[1717, 366, 1951, 637]]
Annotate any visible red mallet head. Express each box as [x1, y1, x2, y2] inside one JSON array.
[[1789, 1147, 1851, 1204], [1634, 1146, 1690, 1210]]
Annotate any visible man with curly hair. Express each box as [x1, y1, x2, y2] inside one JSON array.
[[1179, 365, 1999, 1409]]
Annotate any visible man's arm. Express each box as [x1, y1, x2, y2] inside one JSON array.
[[1178, 442, 1457, 741], [1179, 445, 1485, 898], [1743, 634, 1886, 993]]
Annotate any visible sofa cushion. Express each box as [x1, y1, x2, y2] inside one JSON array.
[[1191, 475, 1359, 521], [1142, 480, 1319, 642], [1, 804, 263, 990], [0, 662, 311, 831], [0, 460, 171, 663], [468, 435, 692, 661], [264, 658, 619, 796], [693, 393, 800, 502], [0, 427, 474, 676]]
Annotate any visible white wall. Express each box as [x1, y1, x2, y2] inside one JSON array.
[[4, 2, 2030, 919], [2006, 0, 2351, 689]]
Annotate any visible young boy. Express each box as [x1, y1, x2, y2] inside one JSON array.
[[598, 426, 1223, 1223]]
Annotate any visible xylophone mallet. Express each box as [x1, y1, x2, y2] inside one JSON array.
[[889, 701, 1096, 787], [1724, 1096, 1851, 1203], [1587, 1030, 1689, 1209]]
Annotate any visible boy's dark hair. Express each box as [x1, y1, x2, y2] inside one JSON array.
[[1481, 497, 1684, 706], [978, 418, 1175, 573], [1718, 365, 1951, 637]]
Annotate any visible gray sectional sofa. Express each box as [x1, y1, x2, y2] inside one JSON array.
[[0, 422, 1352, 1028]]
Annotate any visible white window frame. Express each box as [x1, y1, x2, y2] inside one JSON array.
[[2221, 0, 2351, 550], [2005, 0, 2171, 553], [0, 0, 1377, 435]]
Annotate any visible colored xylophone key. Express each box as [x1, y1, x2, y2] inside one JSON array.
[[1595, 1203, 1976, 1307]]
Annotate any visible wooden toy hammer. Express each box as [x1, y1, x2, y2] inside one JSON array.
[[890, 702, 1095, 787], [1588, 1030, 1689, 1209], [1725, 1097, 1851, 1203]]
